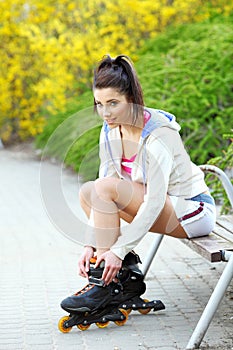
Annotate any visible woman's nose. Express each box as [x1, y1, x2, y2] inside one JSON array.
[[103, 105, 111, 117]]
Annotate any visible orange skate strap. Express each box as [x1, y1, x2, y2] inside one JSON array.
[[90, 256, 97, 264]]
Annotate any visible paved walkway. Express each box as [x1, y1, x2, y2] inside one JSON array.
[[0, 144, 232, 350]]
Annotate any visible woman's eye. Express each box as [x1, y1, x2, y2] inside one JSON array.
[[95, 101, 118, 109], [110, 101, 118, 107]]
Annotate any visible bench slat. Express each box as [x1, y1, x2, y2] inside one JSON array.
[[216, 215, 233, 234], [213, 225, 233, 244]]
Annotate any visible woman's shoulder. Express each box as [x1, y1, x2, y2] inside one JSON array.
[[144, 107, 181, 135]]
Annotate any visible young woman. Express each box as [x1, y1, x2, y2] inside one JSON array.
[[75, 54, 216, 287], [60, 55, 216, 318]]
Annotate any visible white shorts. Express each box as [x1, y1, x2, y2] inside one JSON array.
[[170, 193, 216, 239]]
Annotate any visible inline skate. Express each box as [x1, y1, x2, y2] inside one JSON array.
[[58, 251, 165, 332]]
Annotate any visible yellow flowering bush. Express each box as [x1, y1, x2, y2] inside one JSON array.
[[0, 0, 232, 143]]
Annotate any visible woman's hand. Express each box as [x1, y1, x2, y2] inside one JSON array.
[[77, 246, 95, 278], [95, 250, 122, 285]]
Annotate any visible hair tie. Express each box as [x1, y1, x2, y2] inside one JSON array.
[[112, 64, 120, 71]]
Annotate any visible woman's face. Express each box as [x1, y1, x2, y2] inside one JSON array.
[[94, 88, 132, 128]]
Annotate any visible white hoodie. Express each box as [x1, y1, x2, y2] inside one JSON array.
[[96, 108, 208, 259]]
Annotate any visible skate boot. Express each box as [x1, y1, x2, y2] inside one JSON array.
[[58, 251, 165, 332], [60, 256, 125, 313], [59, 256, 128, 332]]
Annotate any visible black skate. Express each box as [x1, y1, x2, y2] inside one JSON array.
[[116, 252, 165, 315], [58, 252, 165, 332], [60, 257, 127, 313], [59, 256, 128, 332]]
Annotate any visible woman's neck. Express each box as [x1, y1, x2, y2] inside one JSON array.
[[120, 124, 142, 158], [120, 124, 142, 138]]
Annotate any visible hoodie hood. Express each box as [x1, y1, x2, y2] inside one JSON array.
[[141, 108, 181, 139]]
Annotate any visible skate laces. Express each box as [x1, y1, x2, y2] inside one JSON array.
[[73, 256, 99, 296], [74, 283, 95, 296]]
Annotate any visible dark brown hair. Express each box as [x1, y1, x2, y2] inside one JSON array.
[[93, 54, 144, 123]]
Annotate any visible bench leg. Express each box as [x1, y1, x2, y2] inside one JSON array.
[[186, 252, 233, 349], [140, 234, 164, 277]]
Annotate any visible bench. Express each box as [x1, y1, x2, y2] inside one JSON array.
[[141, 165, 233, 350]]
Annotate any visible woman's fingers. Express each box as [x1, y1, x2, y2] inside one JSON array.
[[102, 266, 120, 285], [95, 251, 122, 285], [77, 246, 94, 278], [78, 259, 87, 277]]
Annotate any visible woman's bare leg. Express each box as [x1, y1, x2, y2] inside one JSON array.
[[79, 178, 144, 255]]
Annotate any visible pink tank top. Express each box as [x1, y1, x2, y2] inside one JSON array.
[[121, 110, 151, 176]]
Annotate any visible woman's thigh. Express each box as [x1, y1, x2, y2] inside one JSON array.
[[117, 185, 188, 238], [79, 178, 144, 218], [149, 195, 187, 238]]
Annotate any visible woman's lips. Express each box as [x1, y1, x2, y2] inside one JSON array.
[[105, 118, 116, 124]]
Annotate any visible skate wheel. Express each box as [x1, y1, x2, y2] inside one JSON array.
[[58, 316, 72, 333], [114, 309, 128, 326], [125, 308, 132, 315], [96, 321, 109, 328], [138, 299, 151, 314], [77, 323, 90, 331]]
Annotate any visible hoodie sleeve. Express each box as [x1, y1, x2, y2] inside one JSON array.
[[99, 124, 125, 179], [99, 126, 119, 178], [110, 128, 175, 259]]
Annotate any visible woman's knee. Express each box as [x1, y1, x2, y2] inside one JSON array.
[[79, 178, 119, 206], [93, 177, 119, 201], [93, 177, 137, 203]]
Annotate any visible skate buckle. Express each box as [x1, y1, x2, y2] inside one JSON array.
[[89, 276, 105, 287]]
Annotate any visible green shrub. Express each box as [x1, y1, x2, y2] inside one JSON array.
[[207, 132, 233, 214], [36, 100, 102, 181], [35, 90, 93, 150], [136, 16, 233, 164]]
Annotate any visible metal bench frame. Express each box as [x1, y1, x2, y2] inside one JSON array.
[[140, 165, 233, 349]]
